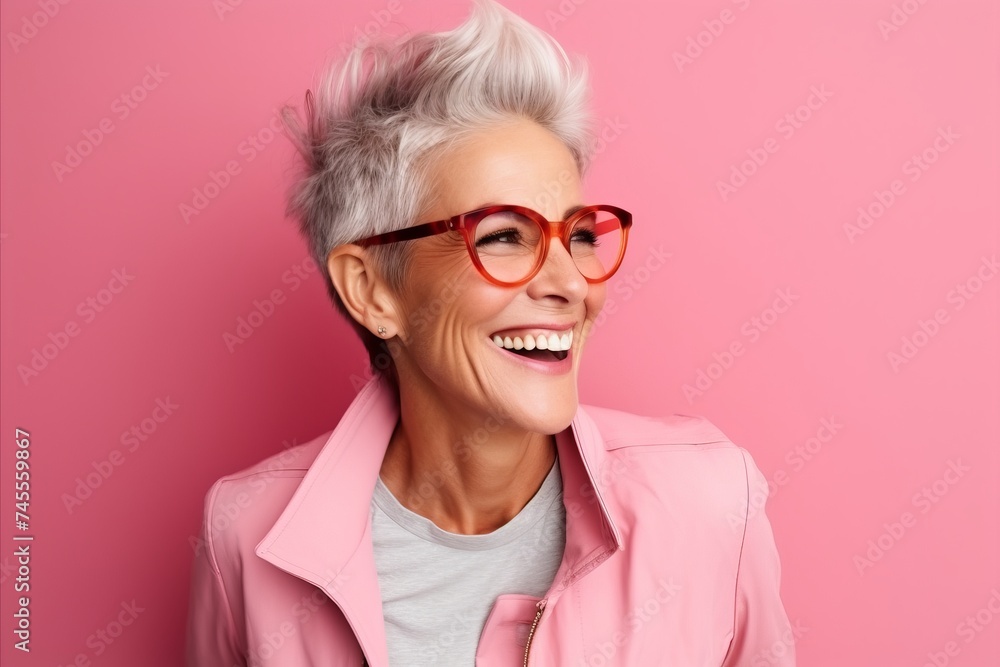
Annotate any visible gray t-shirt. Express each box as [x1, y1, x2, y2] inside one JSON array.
[[370, 456, 566, 666]]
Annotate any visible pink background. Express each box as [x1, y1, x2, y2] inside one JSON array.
[[1, 0, 997, 664]]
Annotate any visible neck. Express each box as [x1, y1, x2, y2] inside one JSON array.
[[378, 379, 557, 535]]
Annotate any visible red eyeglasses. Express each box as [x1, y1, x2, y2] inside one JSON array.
[[352, 204, 632, 287]]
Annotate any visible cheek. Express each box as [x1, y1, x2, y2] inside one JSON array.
[[400, 245, 473, 334], [401, 284, 517, 385], [407, 240, 469, 284], [436, 283, 515, 341], [585, 283, 608, 320], [401, 270, 512, 352]]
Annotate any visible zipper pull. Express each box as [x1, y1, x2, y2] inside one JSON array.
[[522, 598, 547, 667]]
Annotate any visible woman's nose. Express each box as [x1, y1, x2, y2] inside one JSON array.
[[525, 235, 589, 303]]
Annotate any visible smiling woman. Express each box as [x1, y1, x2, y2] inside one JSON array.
[[184, 1, 794, 665]]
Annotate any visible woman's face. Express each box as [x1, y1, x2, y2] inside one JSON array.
[[388, 118, 606, 435]]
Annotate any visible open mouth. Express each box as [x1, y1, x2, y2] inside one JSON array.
[[505, 347, 569, 362], [490, 331, 572, 363]]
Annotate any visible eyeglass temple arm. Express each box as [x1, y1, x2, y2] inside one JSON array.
[[355, 219, 452, 247], [592, 218, 622, 235], [550, 216, 629, 236]]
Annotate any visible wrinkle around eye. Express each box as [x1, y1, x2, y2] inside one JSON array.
[[409, 235, 470, 267]]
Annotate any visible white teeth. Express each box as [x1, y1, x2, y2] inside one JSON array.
[[493, 330, 574, 352]]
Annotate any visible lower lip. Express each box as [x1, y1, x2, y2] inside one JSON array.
[[489, 341, 573, 375]]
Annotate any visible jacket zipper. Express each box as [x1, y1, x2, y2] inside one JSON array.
[[522, 598, 547, 667]]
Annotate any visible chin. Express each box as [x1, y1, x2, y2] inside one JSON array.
[[499, 379, 579, 435]]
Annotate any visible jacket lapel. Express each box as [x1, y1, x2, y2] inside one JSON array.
[[256, 376, 398, 666], [548, 405, 624, 600]]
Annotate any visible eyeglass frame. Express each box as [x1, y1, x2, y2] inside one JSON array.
[[350, 203, 632, 288]]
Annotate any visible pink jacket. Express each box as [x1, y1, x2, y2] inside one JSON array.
[[185, 376, 795, 666]]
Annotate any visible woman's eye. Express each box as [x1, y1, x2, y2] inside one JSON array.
[[475, 228, 522, 246], [571, 228, 599, 245]]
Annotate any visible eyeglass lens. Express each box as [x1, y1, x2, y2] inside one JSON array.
[[472, 209, 624, 283]]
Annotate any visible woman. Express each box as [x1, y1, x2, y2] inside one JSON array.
[[185, 1, 794, 665]]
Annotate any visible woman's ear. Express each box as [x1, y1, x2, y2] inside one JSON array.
[[326, 245, 404, 339]]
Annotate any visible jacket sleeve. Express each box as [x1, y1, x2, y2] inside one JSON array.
[[185, 482, 245, 667], [721, 448, 796, 667]]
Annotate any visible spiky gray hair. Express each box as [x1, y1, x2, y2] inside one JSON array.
[[279, 0, 595, 385]]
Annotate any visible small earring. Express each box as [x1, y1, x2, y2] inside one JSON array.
[[377, 325, 387, 336]]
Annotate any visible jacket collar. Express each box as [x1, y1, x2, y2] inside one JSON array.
[[255, 375, 623, 666]]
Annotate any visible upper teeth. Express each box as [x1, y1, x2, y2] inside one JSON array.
[[492, 330, 573, 352]]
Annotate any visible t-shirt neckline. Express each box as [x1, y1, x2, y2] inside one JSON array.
[[372, 455, 562, 551]]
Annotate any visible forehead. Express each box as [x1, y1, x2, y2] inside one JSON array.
[[422, 118, 582, 220]]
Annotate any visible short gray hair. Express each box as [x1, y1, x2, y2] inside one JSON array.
[[279, 0, 595, 385]]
